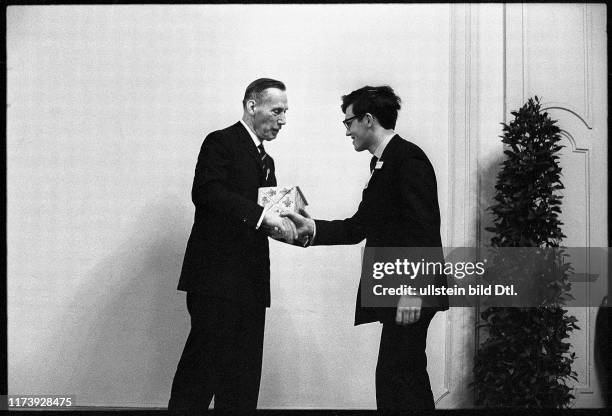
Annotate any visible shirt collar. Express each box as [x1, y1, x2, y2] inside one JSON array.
[[373, 131, 395, 159], [239, 119, 263, 148]]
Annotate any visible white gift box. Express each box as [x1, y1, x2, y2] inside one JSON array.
[[257, 186, 308, 215]]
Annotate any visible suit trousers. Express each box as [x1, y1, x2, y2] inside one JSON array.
[[168, 292, 266, 413], [375, 308, 437, 411]]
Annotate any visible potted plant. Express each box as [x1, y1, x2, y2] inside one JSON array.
[[473, 96, 579, 408]]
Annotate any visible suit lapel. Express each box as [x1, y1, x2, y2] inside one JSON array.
[[233, 122, 263, 167], [233, 122, 276, 185]]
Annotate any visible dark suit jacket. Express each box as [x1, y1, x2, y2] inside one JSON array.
[[312, 135, 449, 325], [178, 122, 276, 307]]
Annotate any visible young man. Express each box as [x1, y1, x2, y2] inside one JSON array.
[[284, 85, 449, 410]]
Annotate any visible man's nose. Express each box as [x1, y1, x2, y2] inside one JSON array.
[[278, 113, 287, 125]]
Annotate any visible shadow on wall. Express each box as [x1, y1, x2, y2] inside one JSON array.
[[478, 153, 505, 246], [448, 153, 503, 408], [48, 196, 193, 407]]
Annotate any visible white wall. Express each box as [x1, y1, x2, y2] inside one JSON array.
[[7, 5, 451, 408]]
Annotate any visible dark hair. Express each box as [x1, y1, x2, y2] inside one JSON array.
[[243, 78, 286, 107], [341, 85, 401, 129]]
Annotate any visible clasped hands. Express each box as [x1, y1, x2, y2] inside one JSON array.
[[261, 208, 314, 246]]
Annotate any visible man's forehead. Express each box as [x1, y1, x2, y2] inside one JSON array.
[[345, 104, 355, 116], [260, 88, 287, 103]]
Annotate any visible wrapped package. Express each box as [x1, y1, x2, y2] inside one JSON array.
[[257, 186, 308, 215], [258, 186, 308, 244]]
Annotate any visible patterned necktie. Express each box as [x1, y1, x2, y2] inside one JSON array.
[[258, 144, 271, 180], [370, 156, 378, 173]]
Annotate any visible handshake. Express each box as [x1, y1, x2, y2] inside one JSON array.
[[261, 208, 315, 247]]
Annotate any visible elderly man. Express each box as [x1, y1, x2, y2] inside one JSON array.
[[284, 85, 449, 410], [168, 78, 293, 413]]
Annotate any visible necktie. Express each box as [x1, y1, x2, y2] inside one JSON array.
[[370, 156, 378, 173], [258, 144, 271, 180]]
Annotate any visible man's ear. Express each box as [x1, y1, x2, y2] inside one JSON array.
[[365, 113, 375, 127], [245, 99, 257, 115]]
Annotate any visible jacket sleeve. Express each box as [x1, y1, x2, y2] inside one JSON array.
[[312, 195, 373, 246], [191, 132, 264, 228]]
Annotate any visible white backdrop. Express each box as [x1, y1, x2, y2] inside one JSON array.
[[6, 4, 452, 408]]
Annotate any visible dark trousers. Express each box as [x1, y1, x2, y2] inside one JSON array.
[[168, 292, 266, 413], [375, 309, 436, 411]]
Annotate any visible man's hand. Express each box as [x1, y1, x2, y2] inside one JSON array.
[[396, 295, 422, 325], [262, 209, 284, 230], [280, 209, 315, 246], [262, 210, 297, 243], [278, 217, 297, 243]]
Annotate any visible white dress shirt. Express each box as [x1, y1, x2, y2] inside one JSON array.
[[373, 131, 395, 159]]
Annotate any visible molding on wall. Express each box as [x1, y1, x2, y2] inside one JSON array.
[[539, 4, 593, 130], [524, 4, 593, 129], [503, 4, 523, 123], [442, 3, 481, 408], [541, 105, 593, 130], [521, 3, 526, 103], [439, 4, 456, 406], [560, 129, 594, 395]]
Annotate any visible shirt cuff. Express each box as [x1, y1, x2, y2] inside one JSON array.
[[303, 221, 316, 247]]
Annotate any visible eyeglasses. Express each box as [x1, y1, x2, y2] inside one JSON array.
[[342, 114, 363, 129]]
